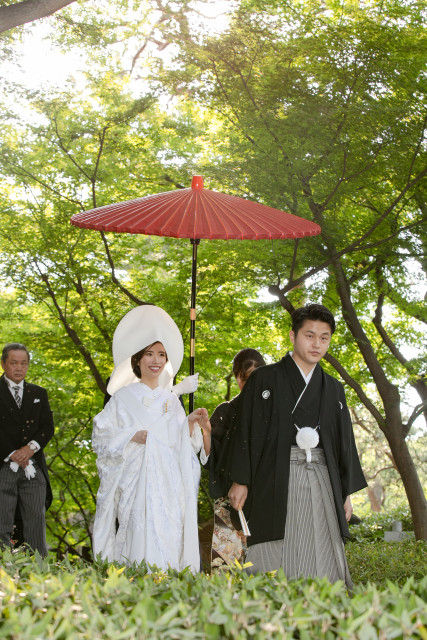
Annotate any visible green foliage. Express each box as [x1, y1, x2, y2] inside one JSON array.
[[0, 0, 426, 549], [346, 508, 427, 585], [347, 539, 427, 586], [155, 0, 427, 537], [0, 548, 426, 639], [350, 506, 414, 543], [158, 0, 427, 377]]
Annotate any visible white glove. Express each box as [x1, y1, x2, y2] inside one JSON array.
[[172, 373, 199, 396], [9, 459, 36, 479]]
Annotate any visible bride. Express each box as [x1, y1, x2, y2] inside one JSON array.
[[91, 305, 210, 573]]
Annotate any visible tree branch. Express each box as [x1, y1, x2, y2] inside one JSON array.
[[288, 238, 299, 283], [372, 292, 409, 367], [0, 0, 76, 33], [368, 465, 397, 481], [91, 127, 108, 208], [406, 400, 427, 432], [99, 231, 146, 306], [323, 352, 386, 426], [53, 115, 93, 182], [270, 171, 427, 297], [1, 156, 84, 208], [39, 271, 107, 392]]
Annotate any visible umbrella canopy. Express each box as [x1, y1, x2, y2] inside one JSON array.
[[71, 175, 320, 240], [71, 176, 321, 410]]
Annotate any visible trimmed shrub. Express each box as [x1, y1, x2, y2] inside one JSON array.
[[349, 505, 414, 543], [346, 506, 426, 585], [347, 539, 427, 585], [0, 549, 426, 639]]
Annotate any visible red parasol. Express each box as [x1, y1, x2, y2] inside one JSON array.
[[71, 176, 321, 409]]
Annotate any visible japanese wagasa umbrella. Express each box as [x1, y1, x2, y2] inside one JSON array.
[[70, 176, 321, 410]]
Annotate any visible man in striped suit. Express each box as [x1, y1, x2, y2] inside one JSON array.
[[0, 343, 54, 556]]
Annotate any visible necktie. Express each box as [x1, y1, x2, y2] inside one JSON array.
[[13, 385, 22, 408]]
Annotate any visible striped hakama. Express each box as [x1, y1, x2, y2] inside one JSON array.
[[245, 447, 353, 590]]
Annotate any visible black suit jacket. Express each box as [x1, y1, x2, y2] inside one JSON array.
[[0, 375, 54, 509]]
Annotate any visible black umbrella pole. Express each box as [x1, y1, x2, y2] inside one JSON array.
[[189, 239, 200, 413]]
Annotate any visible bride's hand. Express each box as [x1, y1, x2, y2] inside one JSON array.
[[188, 408, 211, 435], [131, 430, 148, 444]]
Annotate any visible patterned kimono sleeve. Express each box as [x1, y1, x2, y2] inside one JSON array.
[[92, 393, 141, 463]]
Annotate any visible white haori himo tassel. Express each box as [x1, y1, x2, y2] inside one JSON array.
[[9, 459, 36, 479], [295, 425, 319, 463]]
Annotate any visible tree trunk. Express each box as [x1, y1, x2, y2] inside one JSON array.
[[367, 482, 384, 512], [387, 432, 427, 540], [0, 0, 76, 33], [330, 260, 427, 540]]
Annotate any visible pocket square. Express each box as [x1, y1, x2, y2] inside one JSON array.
[[34, 398, 41, 403]]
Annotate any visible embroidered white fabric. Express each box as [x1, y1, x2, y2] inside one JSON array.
[[92, 383, 201, 573]]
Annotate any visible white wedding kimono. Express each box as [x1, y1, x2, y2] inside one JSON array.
[[92, 382, 202, 573]]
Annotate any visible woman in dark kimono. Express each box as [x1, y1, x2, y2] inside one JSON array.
[[205, 348, 266, 569]]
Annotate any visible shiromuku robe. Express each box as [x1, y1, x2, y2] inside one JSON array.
[[92, 382, 201, 572], [223, 354, 367, 547]]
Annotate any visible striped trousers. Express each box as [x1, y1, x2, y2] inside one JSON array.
[[245, 447, 353, 590], [0, 460, 48, 556]]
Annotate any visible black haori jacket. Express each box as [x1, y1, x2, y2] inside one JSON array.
[[0, 375, 54, 509], [221, 354, 367, 547]]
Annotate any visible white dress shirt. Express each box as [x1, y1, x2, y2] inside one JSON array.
[[4, 375, 40, 459]]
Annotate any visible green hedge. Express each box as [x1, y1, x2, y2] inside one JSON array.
[[349, 506, 414, 543], [0, 550, 426, 639], [347, 539, 427, 585], [346, 505, 427, 585]]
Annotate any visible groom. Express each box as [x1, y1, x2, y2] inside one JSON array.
[[226, 304, 366, 578]]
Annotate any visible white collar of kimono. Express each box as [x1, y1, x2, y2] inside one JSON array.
[[107, 305, 184, 396], [290, 353, 315, 385], [290, 353, 316, 414], [130, 382, 164, 396]]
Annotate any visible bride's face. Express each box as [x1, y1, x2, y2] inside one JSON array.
[[138, 342, 167, 385]]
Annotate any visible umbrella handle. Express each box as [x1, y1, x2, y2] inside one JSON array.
[[189, 239, 200, 413]]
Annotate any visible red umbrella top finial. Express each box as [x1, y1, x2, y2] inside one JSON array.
[[191, 176, 204, 190]]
